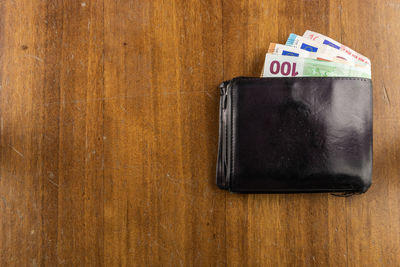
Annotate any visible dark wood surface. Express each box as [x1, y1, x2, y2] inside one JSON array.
[[0, 0, 399, 266]]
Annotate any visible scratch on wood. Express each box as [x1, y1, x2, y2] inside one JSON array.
[[383, 82, 391, 105], [9, 145, 24, 158], [25, 54, 44, 62], [205, 91, 213, 99], [120, 105, 128, 113], [47, 178, 59, 188]]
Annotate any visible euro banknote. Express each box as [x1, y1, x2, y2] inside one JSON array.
[[285, 33, 358, 66], [303, 30, 371, 66], [268, 43, 312, 57], [268, 42, 351, 64], [261, 54, 370, 78]]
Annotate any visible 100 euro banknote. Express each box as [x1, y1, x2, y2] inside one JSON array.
[[261, 54, 371, 78]]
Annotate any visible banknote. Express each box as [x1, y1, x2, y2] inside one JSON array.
[[268, 42, 349, 63], [303, 30, 371, 65], [261, 54, 370, 78], [268, 43, 312, 57], [285, 33, 357, 65], [263, 43, 331, 77]]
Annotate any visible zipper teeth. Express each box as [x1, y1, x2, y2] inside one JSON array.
[[225, 83, 230, 189], [217, 81, 229, 189], [223, 84, 228, 187], [223, 82, 229, 188]]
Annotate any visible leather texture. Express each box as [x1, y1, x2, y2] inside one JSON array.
[[216, 77, 373, 193]]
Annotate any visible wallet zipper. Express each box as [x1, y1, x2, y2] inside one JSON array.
[[216, 81, 230, 189]]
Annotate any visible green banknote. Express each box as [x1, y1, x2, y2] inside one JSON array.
[[261, 54, 371, 78]]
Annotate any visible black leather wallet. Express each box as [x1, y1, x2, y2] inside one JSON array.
[[216, 77, 372, 193]]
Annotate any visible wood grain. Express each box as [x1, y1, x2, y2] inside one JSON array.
[[0, 0, 399, 266]]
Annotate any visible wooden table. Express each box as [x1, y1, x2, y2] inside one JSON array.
[[0, 0, 399, 266]]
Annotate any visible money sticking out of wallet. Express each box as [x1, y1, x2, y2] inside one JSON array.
[[261, 30, 371, 78], [217, 30, 373, 194]]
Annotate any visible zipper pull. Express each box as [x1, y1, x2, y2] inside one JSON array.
[[219, 81, 229, 109]]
